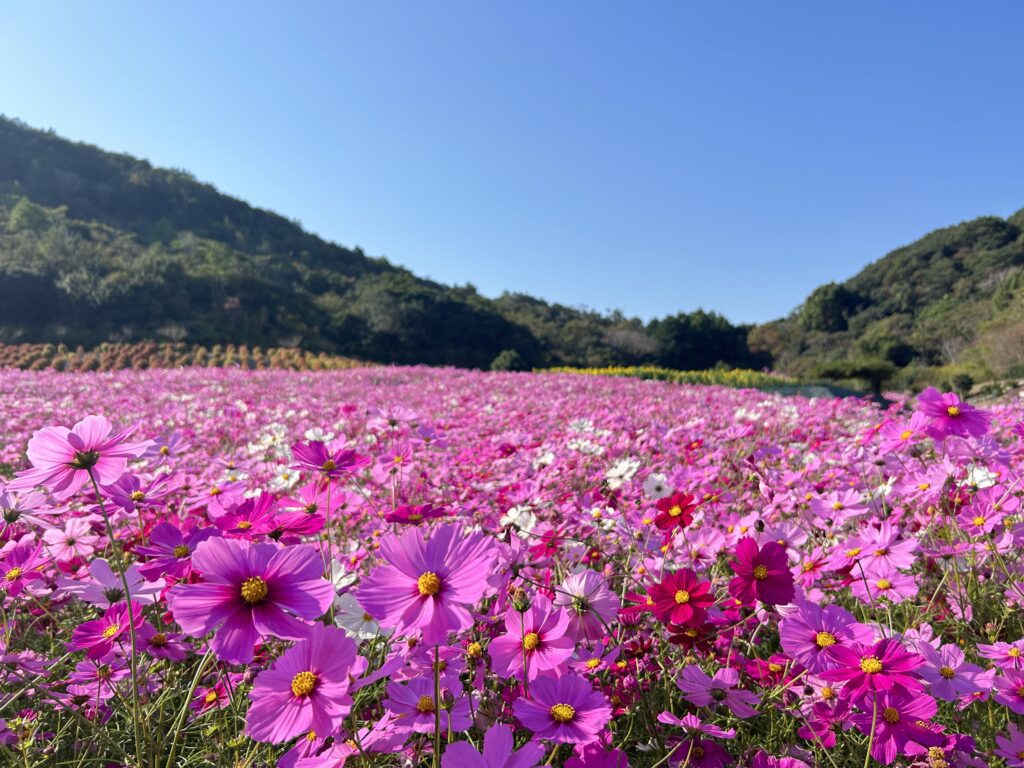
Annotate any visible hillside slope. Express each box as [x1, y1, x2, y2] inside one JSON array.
[[0, 116, 761, 371], [751, 209, 1024, 387]]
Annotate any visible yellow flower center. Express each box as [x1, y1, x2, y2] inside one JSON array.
[[768, 662, 783, 673], [939, 665, 955, 679], [204, 690, 218, 704], [102, 624, 120, 639], [5, 567, 23, 581], [210, 486, 221, 496], [859, 656, 883, 674], [882, 706, 900, 724], [290, 671, 318, 697], [899, 430, 913, 440], [845, 547, 862, 557], [586, 658, 601, 669], [415, 695, 435, 714], [752, 565, 769, 580], [173, 545, 190, 558], [972, 516, 985, 526], [668, 505, 683, 517], [467, 642, 483, 658], [815, 632, 838, 650], [236, 520, 252, 530], [523, 632, 541, 651], [150, 632, 168, 646], [550, 703, 575, 723], [947, 406, 960, 417], [821, 686, 835, 700], [674, 589, 691, 604], [417, 572, 442, 596], [322, 459, 337, 471], [240, 576, 268, 604], [876, 578, 892, 590], [130, 491, 145, 502], [1009, 648, 1021, 658], [159, 446, 170, 455], [831, 501, 843, 511]]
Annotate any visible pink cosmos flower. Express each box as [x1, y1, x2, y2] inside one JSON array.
[[876, 413, 928, 454], [103, 472, 175, 512], [488, 594, 575, 682], [214, 493, 278, 538], [779, 602, 873, 673], [729, 538, 795, 606], [916, 387, 990, 440], [850, 689, 944, 765], [67, 654, 129, 701], [995, 723, 1024, 767], [750, 753, 810, 768], [10, 415, 151, 499], [358, 523, 498, 645], [385, 503, 448, 526], [134, 522, 219, 580], [564, 744, 629, 768], [994, 669, 1024, 714], [676, 666, 760, 718], [821, 638, 925, 703], [42, 518, 99, 561], [442, 723, 545, 768], [553, 570, 620, 642], [71, 601, 143, 659], [383, 675, 472, 734], [246, 624, 359, 744], [291, 440, 370, 478], [849, 570, 917, 605], [169, 537, 334, 663], [57, 558, 165, 606], [917, 643, 984, 701], [137, 622, 189, 661], [978, 639, 1024, 670], [513, 672, 612, 744], [647, 569, 715, 627], [0, 541, 47, 596]]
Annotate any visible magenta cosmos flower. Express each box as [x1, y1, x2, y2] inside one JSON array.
[[0, 541, 47, 597], [10, 415, 151, 499], [553, 570, 619, 642], [916, 387, 990, 440], [135, 522, 219, 580], [513, 673, 612, 744], [489, 594, 575, 682], [442, 723, 545, 768], [729, 538, 795, 606], [821, 638, 925, 703], [246, 624, 359, 744], [994, 669, 1024, 715], [291, 440, 370, 479], [169, 538, 334, 663], [358, 523, 498, 645], [71, 601, 143, 659], [778, 602, 873, 673], [676, 665, 760, 718], [384, 675, 473, 734], [850, 689, 943, 765], [648, 568, 715, 627]]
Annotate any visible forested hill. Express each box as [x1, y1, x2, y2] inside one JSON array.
[[0, 116, 761, 371], [751, 208, 1024, 390]]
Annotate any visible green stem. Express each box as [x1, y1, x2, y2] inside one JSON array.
[[433, 644, 442, 768], [88, 470, 145, 768]]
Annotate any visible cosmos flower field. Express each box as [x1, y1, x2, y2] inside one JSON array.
[[1, 367, 1023, 768]]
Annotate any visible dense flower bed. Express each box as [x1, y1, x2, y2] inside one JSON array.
[[0, 367, 1021, 767]]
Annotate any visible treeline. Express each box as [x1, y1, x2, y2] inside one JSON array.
[[0, 116, 765, 372]]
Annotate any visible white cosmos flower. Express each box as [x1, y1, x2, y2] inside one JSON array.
[[333, 592, 390, 640], [643, 473, 670, 499], [499, 505, 538, 535], [605, 458, 640, 490]]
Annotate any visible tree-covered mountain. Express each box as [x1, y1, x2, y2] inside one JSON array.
[[751, 209, 1024, 390], [0, 116, 763, 371]]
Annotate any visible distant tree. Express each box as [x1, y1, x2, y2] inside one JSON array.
[[799, 283, 858, 332], [490, 349, 528, 372]]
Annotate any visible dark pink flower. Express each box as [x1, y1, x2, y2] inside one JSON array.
[[358, 523, 497, 645], [442, 723, 545, 768], [169, 538, 334, 663], [71, 601, 143, 659], [916, 387, 989, 440], [513, 673, 612, 744], [729, 538, 795, 606], [10, 415, 151, 499], [850, 689, 944, 765], [246, 624, 359, 744], [134, 522, 219, 580], [291, 440, 370, 478], [488, 594, 574, 682], [821, 638, 925, 703]]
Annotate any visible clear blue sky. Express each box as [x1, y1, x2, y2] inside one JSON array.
[[2, 3, 1023, 323]]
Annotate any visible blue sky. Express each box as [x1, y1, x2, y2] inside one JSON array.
[[2, 2, 1023, 323]]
